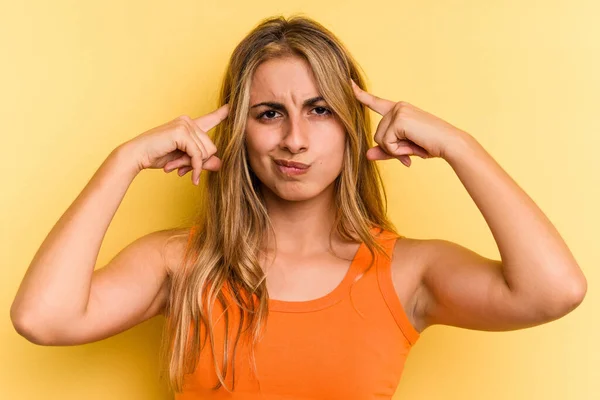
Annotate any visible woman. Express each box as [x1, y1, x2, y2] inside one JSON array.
[[10, 15, 587, 399]]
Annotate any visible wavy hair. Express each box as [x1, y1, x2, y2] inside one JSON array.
[[160, 14, 399, 394]]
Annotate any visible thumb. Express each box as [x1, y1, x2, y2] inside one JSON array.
[[366, 146, 395, 161], [202, 155, 222, 171], [367, 146, 412, 167]]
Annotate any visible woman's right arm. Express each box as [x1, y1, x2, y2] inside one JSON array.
[[10, 144, 173, 345], [10, 104, 229, 346]]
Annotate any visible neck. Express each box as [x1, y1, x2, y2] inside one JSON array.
[[260, 183, 340, 256]]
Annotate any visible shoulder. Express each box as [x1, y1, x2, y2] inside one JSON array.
[[388, 235, 430, 293], [389, 236, 496, 333], [158, 226, 195, 277], [388, 235, 436, 333]]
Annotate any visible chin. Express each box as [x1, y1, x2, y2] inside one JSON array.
[[277, 192, 318, 202], [261, 180, 325, 202], [273, 185, 320, 202]]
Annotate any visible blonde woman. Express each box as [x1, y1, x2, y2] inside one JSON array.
[[11, 15, 587, 399]]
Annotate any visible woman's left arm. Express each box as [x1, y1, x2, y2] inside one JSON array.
[[352, 80, 587, 331]]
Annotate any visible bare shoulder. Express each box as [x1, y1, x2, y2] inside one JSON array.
[[389, 236, 434, 334], [145, 226, 192, 318], [123, 226, 193, 319], [102, 226, 193, 317], [161, 226, 194, 276]]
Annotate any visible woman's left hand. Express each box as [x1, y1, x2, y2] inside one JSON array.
[[351, 80, 468, 167]]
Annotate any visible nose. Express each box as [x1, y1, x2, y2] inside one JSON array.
[[280, 114, 308, 154]]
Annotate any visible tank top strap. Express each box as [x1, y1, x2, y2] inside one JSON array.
[[372, 228, 421, 346]]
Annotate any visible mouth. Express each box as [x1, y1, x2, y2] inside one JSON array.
[[274, 159, 310, 175]]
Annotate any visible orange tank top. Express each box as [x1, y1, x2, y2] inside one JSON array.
[[175, 227, 420, 399]]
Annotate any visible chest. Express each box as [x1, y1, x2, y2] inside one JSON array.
[[262, 244, 361, 302], [261, 239, 425, 333]]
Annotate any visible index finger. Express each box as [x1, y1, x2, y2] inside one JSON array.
[[351, 80, 395, 116], [194, 103, 230, 132]]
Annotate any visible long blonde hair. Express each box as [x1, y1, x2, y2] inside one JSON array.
[[160, 14, 400, 394]]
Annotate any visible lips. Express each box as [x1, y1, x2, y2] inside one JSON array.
[[274, 159, 310, 169]]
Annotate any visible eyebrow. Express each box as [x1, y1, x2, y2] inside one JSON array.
[[250, 96, 325, 111]]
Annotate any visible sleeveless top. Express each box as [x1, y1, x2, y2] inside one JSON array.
[[175, 227, 420, 399]]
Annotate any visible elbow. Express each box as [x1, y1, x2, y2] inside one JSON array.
[[547, 274, 588, 318], [520, 272, 588, 321], [563, 274, 587, 310], [10, 306, 58, 346]]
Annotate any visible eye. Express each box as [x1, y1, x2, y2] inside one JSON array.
[[312, 106, 332, 116], [257, 110, 281, 121]]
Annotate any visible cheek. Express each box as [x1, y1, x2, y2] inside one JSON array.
[[245, 121, 280, 151], [244, 128, 276, 176], [321, 126, 347, 164], [245, 128, 268, 156]]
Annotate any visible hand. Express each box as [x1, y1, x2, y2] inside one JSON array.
[[121, 104, 229, 185], [351, 80, 466, 167]]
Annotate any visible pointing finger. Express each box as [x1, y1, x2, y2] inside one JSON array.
[[194, 103, 230, 132], [351, 80, 395, 116]]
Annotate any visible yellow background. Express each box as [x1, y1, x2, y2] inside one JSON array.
[[1, 0, 598, 398]]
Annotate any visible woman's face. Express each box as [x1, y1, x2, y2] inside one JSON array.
[[245, 56, 346, 202]]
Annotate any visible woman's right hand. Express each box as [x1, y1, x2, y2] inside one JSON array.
[[122, 104, 230, 185]]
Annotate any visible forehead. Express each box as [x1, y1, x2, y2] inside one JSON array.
[[249, 56, 320, 103]]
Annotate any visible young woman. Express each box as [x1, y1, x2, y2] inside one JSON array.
[[10, 15, 587, 399]]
